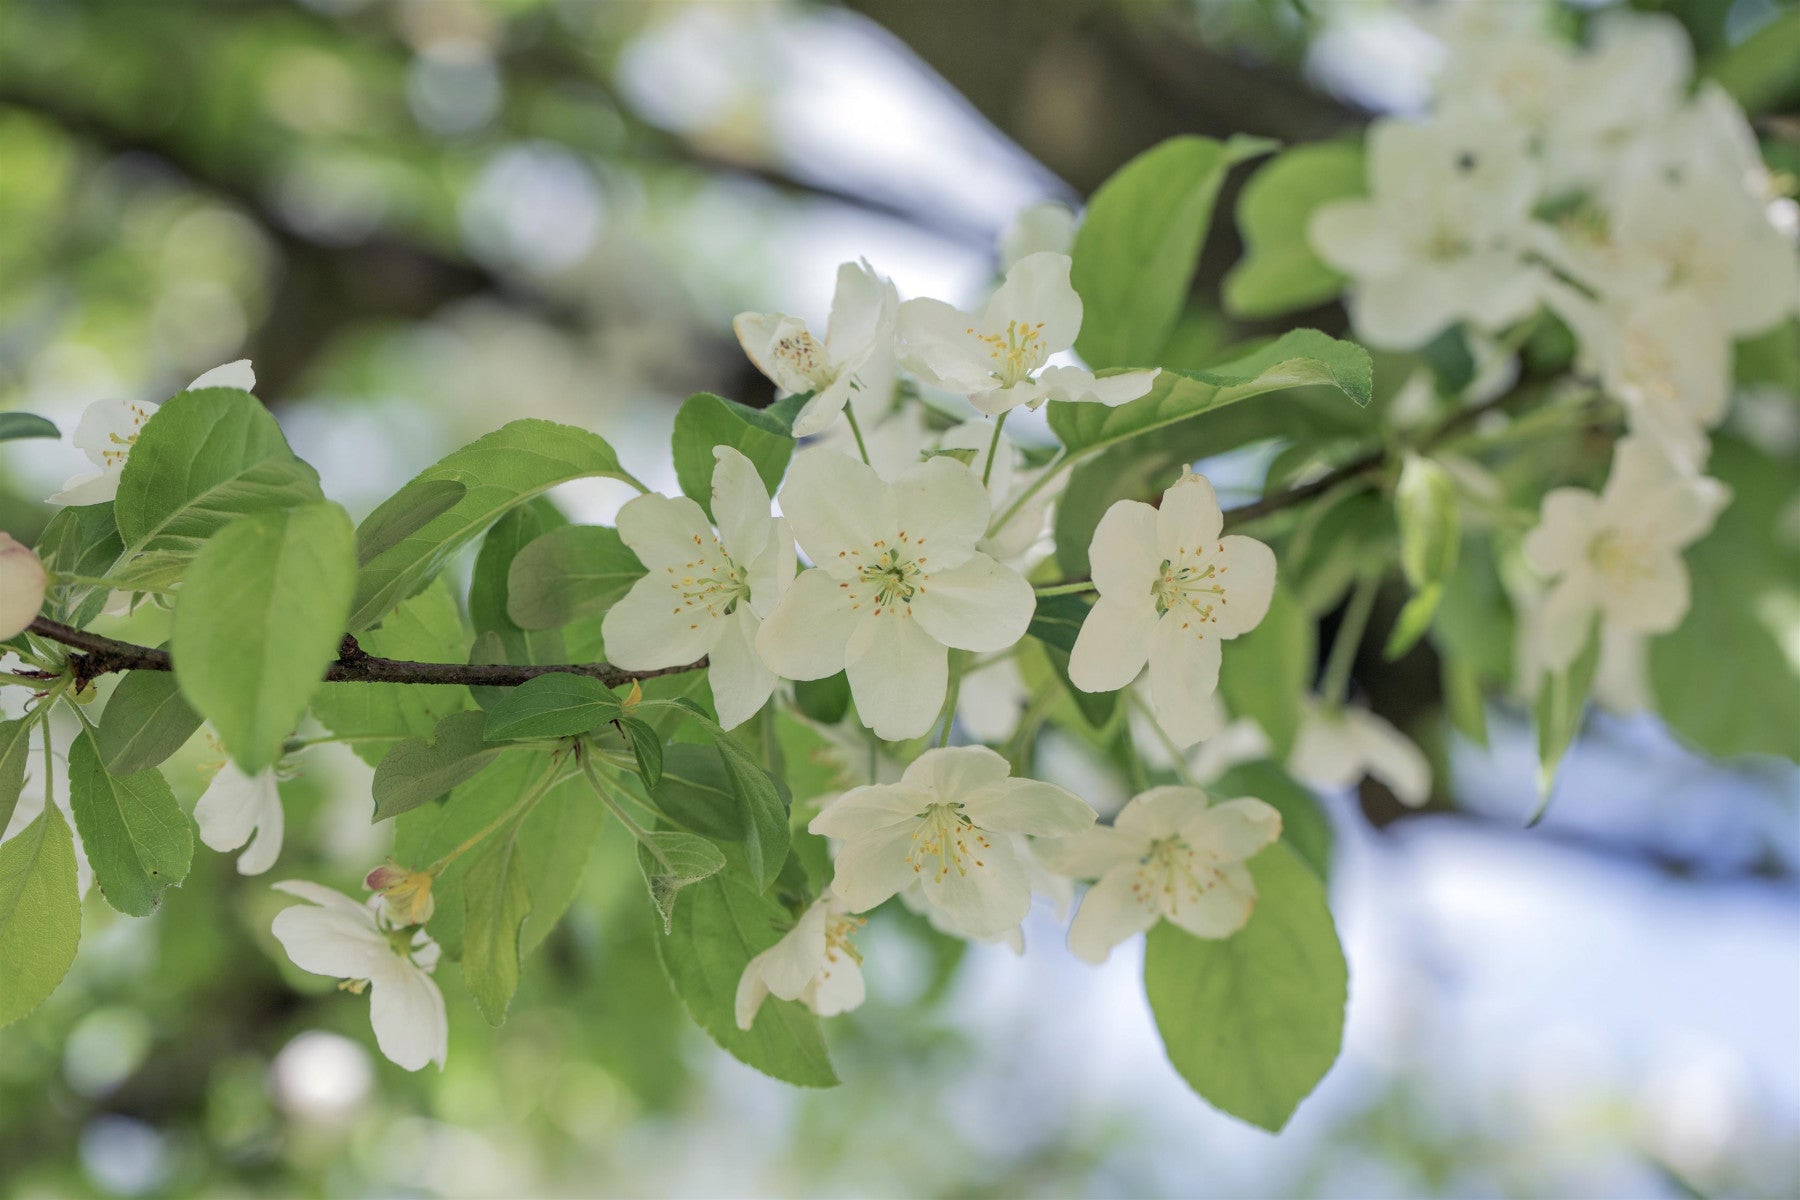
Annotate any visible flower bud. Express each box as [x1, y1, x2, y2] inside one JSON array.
[[0, 533, 46, 640], [365, 861, 436, 927]]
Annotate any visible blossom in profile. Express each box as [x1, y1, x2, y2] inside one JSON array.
[[51, 360, 255, 505], [733, 260, 898, 438]]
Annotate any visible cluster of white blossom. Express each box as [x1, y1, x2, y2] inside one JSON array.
[[1313, 4, 1796, 695]]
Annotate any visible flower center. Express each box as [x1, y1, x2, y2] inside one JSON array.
[[100, 401, 155, 469], [905, 802, 992, 883], [1151, 552, 1228, 625], [974, 319, 1048, 387], [773, 329, 834, 388], [1419, 219, 1473, 263], [1131, 835, 1223, 914], [664, 533, 753, 626], [823, 913, 866, 968], [1587, 528, 1656, 583], [841, 536, 932, 616]]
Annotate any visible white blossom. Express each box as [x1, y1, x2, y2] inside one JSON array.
[[1289, 699, 1431, 808], [194, 760, 285, 875], [0, 534, 46, 640], [270, 880, 448, 1072], [998, 201, 1077, 273], [733, 260, 899, 438], [1310, 112, 1544, 349], [50, 360, 255, 506], [1069, 473, 1276, 748], [1041, 786, 1281, 963], [734, 889, 866, 1030], [757, 450, 1034, 741], [1521, 435, 1729, 670], [602, 446, 795, 730], [898, 252, 1158, 415], [808, 746, 1094, 940]]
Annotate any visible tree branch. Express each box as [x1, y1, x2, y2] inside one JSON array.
[[27, 618, 700, 692]]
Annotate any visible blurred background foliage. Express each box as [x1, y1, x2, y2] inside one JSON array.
[[0, 0, 1796, 1196]]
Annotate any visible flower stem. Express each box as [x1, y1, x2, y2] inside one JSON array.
[[1033, 579, 1096, 598], [936, 667, 963, 749], [843, 405, 873, 467], [1321, 571, 1381, 708], [981, 412, 1008, 488]]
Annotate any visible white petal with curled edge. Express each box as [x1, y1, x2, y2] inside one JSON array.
[[1038, 365, 1160, 407], [844, 612, 947, 741], [1068, 595, 1157, 693], [1067, 866, 1160, 964], [270, 898, 391, 984], [755, 568, 856, 680], [808, 783, 929, 841], [48, 471, 119, 507], [368, 958, 448, 1071], [824, 259, 897, 367], [910, 555, 1033, 653], [733, 311, 822, 395], [745, 517, 795, 621], [790, 370, 859, 438], [195, 763, 284, 875], [188, 359, 256, 391], [1343, 710, 1431, 808], [1147, 617, 1223, 748]]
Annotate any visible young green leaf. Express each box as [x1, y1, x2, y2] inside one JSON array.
[[506, 525, 646, 631], [482, 673, 622, 741], [461, 823, 532, 1025], [371, 710, 503, 821], [637, 830, 727, 933], [34, 503, 124, 627], [651, 744, 745, 841], [0, 805, 81, 1027], [1047, 330, 1374, 459], [0, 412, 59, 442], [1072, 134, 1275, 371], [642, 702, 789, 889], [470, 501, 568, 669], [1395, 453, 1460, 590], [95, 666, 203, 775], [113, 388, 323, 557], [355, 478, 467, 567], [0, 720, 32, 833], [348, 420, 641, 631], [1533, 618, 1602, 815], [671, 392, 795, 519], [67, 732, 193, 917], [618, 716, 664, 790], [654, 863, 838, 1088], [171, 502, 357, 774], [1222, 141, 1362, 319], [1143, 843, 1346, 1132]]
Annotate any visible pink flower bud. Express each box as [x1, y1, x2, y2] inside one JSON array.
[[0, 533, 46, 640]]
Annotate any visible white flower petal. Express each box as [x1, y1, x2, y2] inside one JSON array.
[[1157, 474, 1225, 553], [368, 959, 448, 1071], [827, 820, 922, 912], [898, 745, 1011, 796], [755, 568, 855, 680], [898, 297, 999, 393], [600, 575, 720, 670], [823, 259, 897, 368], [0, 535, 47, 640], [1344, 710, 1431, 808], [711, 446, 774, 566], [734, 311, 825, 395], [890, 456, 990, 565], [708, 607, 776, 730], [909, 554, 1033, 652], [1089, 499, 1160, 597], [1180, 797, 1282, 862], [1036, 825, 1144, 880], [188, 359, 256, 391], [809, 784, 930, 840], [195, 763, 284, 875], [1066, 866, 1160, 964], [1068, 595, 1157, 693], [614, 492, 716, 570], [779, 450, 891, 565], [982, 251, 1082, 355], [1162, 861, 1258, 940], [1147, 617, 1223, 748], [961, 777, 1095, 837], [1114, 786, 1212, 840], [844, 613, 947, 741], [919, 838, 1032, 940], [1210, 535, 1277, 639]]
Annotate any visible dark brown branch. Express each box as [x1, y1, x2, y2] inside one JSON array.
[[28, 618, 701, 692]]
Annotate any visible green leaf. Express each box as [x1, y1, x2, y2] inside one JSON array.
[[1048, 330, 1373, 459], [1533, 618, 1602, 812], [1222, 141, 1362, 319], [67, 732, 193, 917], [1383, 583, 1443, 661], [1143, 843, 1346, 1131], [355, 478, 467, 567], [619, 716, 664, 790], [470, 500, 568, 670], [482, 673, 621, 741], [311, 580, 471, 766], [461, 823, 532, 1025], [1219, 586, 1312, 759], [0, 806, 81, 1027], [647, 703, 788, 888], [671, 393, 795, 519], [1071, 134, 1275, 371], [637, 830, 727, 933], [506, 525, 646, 631], [1024, 592, 1088, 653], [348, 420, 639, 631], [0, 720, 33, 833], [792, 674, 850, 725], [0, 412, 59, 442], [34, 504, 124, 626], [371, 711, 503, 822], [396, 753, 602, 958], [1210, 760, 1333, 882], [95, 667, 203, 776], [1650, 438, 1800, 761], [114, 388, 323, 557], [1394, 454, 1460, 590], [651, 744, 748, 841], [171, 503, 356, 774], [654, 864, 838, 1087], [1704, 7, 1800, 116]]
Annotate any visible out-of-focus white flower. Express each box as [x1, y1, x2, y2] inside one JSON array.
[[998, 201, 1077, 273], [757, 451, 1033, 741], [936, 419, 1060, 567], [0, 534, 46, 639], [603, 447, 794, 730], [1522, 435, 1729, 670], [1069, 474, 1276, 748], [50, 360, 255, 506], [899, 252, 1158, 415], [955, 652, 1028, 745], [1, 725, 92, 896], [1041, 786, 1281, 963], [194, 760, 285, 875], [735, 889, 866, 1029], [809, 746, 1094, 940], [269, 880, 447, 1072], [1311, 112, 1544, 349], [734, 260, 899, 438], [1289, 699, 1431, 808]]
